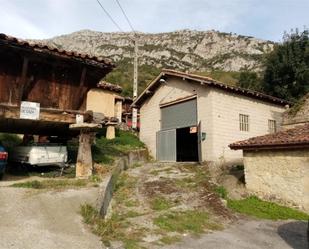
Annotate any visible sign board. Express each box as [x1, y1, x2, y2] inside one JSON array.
[[20, 101, 40, 120], [76, 114, 84, 124], [132, 108, 138, 129], [190, 126, 197, 133]]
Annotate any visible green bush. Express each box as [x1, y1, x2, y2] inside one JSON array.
[[92, 129, 144, 164]]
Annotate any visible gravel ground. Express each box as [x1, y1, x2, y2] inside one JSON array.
[[0, 184, 105, 249]]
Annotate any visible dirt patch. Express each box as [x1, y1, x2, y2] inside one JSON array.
[[143, 178, 179, 197], [83, 163, 235, 248]]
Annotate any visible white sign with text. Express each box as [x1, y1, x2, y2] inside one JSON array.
[[20, 101, 40, 120]]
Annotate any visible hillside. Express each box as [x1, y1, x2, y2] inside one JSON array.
[[39, 29, 274, 96]]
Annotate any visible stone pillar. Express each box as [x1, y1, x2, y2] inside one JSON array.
[[69, 123, 101, 179], [76, 131, 95, 178], [106, 125, 115, 140]]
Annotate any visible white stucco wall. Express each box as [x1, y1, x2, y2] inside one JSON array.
[[139, 77, 286, 163], [244, 149, 309, 212], [209, 88, 285, 163]]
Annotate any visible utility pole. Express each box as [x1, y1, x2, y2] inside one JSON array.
[[132, 36, 138, 129]]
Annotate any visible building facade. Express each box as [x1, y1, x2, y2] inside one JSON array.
[[230, 124, 309, 212], [133, 69, 288, 165]]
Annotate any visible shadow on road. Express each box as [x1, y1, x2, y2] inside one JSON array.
[[277, 221, 308, 249]]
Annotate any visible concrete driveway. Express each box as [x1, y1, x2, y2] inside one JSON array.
[[0, 185, 104, 249]]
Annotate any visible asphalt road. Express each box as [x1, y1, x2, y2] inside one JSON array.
[[164, 219, 308, 249]]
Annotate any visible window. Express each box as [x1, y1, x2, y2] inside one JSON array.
[[268, 119, 277, 133], [239, 114, 249, 131]]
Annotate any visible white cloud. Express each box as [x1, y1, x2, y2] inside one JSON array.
[[0, 1, 47, 38]]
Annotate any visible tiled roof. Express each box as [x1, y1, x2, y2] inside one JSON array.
[[0, 33, 114, 69], [133, 69, 290, 107], [229, 124, 309, 150], [97, 80, 122, 93]]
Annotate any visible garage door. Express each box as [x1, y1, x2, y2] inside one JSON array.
[[161, 99, 197, 130], [156, 129, 176, 162]]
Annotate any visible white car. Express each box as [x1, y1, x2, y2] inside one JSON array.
[[11, 144, 68, 167]]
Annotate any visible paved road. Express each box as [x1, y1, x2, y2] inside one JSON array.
[[0, 185, 104, 249], [164, 219, 308, 249]]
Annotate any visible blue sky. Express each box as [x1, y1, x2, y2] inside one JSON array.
[[0, 0, 308, 41]]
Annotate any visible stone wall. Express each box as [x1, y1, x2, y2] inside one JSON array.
[[96, 149, 148, 217], [243, 149, 309, 212]]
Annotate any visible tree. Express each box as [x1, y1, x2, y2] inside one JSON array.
[[237, 70, 262, 91], [262, 29, 309, 102]]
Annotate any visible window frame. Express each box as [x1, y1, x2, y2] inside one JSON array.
[[239, 114, 249, 132], [268, 119, 277, 133]]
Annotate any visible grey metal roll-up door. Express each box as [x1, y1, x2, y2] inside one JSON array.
[[161, 99, 197, 130], [157, 129, 176, 162]]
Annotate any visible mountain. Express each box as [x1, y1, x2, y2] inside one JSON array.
[[39, 29, 274, 96]]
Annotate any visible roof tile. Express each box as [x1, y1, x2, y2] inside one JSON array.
[[229, 124, 309, 150]]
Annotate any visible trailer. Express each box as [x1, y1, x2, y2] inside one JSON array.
[[10, 144, 68, 167]]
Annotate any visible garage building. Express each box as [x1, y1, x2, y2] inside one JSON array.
[[133, 69, 289, 165]]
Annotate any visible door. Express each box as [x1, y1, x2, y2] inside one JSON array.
[[156, 129, 176, 162], [198, 121, 202, 163], [161, 99, 197, 130]]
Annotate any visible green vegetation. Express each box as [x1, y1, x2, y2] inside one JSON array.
[[153, 210, 220, 234], [160, 235, 181, 245], [80, 173, 146, 249], [105, 58, 161, 96], [228, 196, 309, 220], [237, 70, 262, 91], [194, 70, 241, 86], [10, 179, 92, 189], [92, 129, 144, 164], [262, 28, 309, 102], [150, 197, 174, 211], [0, 133, 22, 151], [287, 92, 309, 117], [215, 186, 228, 199]]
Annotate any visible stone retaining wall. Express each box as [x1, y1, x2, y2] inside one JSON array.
[[96, 149, 148, 217], [244, 149, 309, 213]]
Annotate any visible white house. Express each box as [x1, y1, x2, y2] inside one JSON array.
[[133, 69, 289, 165]]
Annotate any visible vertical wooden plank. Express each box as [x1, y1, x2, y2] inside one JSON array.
[[19, 57, 29, 103]]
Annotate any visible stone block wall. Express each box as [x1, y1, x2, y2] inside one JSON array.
[[243, 149, 309, 212]]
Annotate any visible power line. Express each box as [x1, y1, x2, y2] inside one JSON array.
[[114, 0, 135, 32], [95, 0, 123, 32]]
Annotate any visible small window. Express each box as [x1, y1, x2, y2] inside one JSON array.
[[268, 119, 277, 133], [239, 114, 249, 131]]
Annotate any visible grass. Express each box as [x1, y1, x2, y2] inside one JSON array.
[[10, 178, 96, 189], [228, 196, 309, 220], [215, 186, 228, 199], [153, 210, 216, 234], [160, 235, 182, 245], [150, 197, 174, 211], [93, 129, 145, 164], [80, 203, 146, 249]]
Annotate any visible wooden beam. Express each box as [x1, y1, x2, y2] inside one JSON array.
[[19, 57, 29, 102], [80, 67, 87, 86], [0, 104, 93, 124]]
